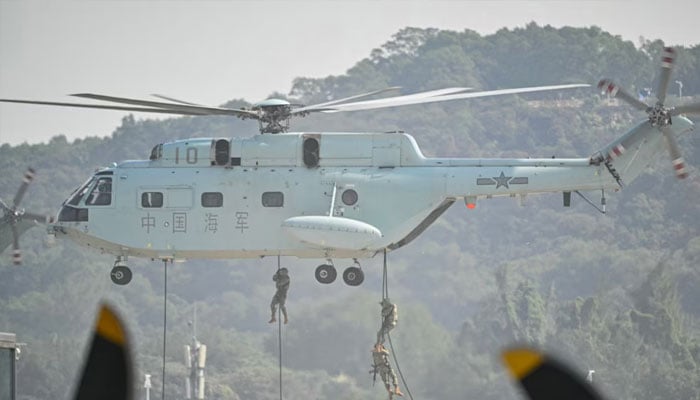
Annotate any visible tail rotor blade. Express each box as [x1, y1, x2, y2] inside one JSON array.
[[0, 198, 10, 214], [671, 102, 700, 116], [661, 126, 688, 179], [656, 47, 675, 105], [11, 224, 21, 265], [12, 168, 36, 208], [597, 79, 649, 111]]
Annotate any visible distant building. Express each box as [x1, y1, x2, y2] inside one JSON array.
[[0, 332, 17, 400]]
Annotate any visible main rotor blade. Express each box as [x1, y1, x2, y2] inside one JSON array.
[[72, 93, 259, 119], [298, 87, 403, 111], [317, 84, 590, 113], [661, 126, 688, 179], [0, 98, 208, 116], [656, 47, 675, 105], [597, 79, 649, 111], [671, 102, 700, 116], [13, 168, 35, 209], [296, 87, 474, 113], [151, 94, 204, 106]]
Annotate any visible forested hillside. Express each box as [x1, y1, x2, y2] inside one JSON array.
[[1, 23, 699, 400]]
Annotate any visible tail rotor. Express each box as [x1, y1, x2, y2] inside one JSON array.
[[598, 47, 699, 179], [1, 168, 55, 265]]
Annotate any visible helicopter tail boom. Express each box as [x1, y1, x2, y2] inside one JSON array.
[[441, 116, 694, 202]]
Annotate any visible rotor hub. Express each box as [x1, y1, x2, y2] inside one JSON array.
[[252, 99, 294, 134], [0, 205, 18, 225], [648, 104, 671, 127]]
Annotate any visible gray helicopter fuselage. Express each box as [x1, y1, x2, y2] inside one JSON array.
[[52, 116, 694, 261]]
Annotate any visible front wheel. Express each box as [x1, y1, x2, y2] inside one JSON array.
[[315, 264, 337, 284], [110, 265, 133, 285], [342, 266, 364, 286]]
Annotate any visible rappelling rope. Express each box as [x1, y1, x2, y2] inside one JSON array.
[[382, 249, 415, 400], [162, 259, 169, 400], [277, 255, 283, 400]]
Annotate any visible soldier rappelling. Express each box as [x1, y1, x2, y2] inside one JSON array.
[[370, 343, 403, 399], [269, 267, 290, 324], [376, 297, 397, 345]]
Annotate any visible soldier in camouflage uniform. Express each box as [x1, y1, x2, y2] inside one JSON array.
[[376, 298, 398, 345], [371, 343, 403, 398], [268, 267, 290, 324]]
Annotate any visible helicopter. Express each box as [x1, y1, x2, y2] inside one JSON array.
[[1, 47, 698, 286]]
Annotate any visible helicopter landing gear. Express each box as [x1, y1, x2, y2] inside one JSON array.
[[110, 257, 132, 286], [342, 260, 364, 286], [315, 262, 337, 284]]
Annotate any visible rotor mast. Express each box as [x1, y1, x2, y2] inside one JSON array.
[[251, 99, 296, 134]]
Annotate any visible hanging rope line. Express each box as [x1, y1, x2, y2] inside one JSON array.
[[162, 259, 168, 400], [277, 255, 283, 400], [386, 333, 414, 400], [382, 250, 389, 299], [382, 249, 415, 400]]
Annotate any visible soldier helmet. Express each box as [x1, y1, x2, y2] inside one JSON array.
[[279, 267, 288, 274], [380, 298, 391, 305]]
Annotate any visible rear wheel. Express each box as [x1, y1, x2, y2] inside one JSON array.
[[342, 266, 364, 286], [315, 264, 337, 284], [110, 265, 132, 285]]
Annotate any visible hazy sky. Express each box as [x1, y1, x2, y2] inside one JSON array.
[[1, 0, 699, 145]]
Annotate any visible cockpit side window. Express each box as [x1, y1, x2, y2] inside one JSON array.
[[86, 178, 112, 206]]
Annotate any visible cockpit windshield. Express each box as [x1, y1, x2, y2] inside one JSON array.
[[66, 177, 95, 206]]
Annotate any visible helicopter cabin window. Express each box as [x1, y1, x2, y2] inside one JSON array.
[[142, 192, 164, 208], [213, 139, 230, 166], [303, 137, 320, 167], [262, 192, 284, 207], [201, 192, 223, 207], [86, 178, 112, 206]]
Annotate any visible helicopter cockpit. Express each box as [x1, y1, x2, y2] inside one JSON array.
[[57, 171, 113, 222]]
